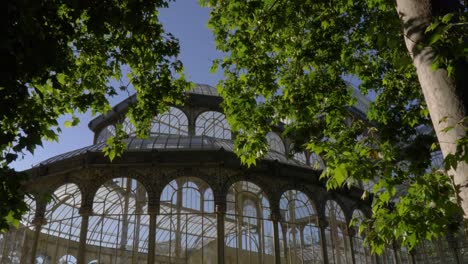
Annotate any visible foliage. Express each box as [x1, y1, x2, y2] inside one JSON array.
[[0, 168, 28, 232], [202, 0, 467, 253], [1, 0, 190, 230]]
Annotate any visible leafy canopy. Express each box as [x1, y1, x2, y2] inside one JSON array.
[[2, 0, 466, 253], [1, 0, 190, 231], [202, 0, 466, 253]]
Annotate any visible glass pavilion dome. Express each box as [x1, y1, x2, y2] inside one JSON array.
[[1, 84, 466, 264]]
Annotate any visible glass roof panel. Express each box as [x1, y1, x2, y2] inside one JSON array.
[[122, 117, 137, 136], [96, 125, 116, 143], [189, 84, 218, 96], [37, 135, 303, 168]]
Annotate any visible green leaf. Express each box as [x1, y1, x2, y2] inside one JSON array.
[[56, 73, 66, 85], [334, 164, 348, 186], [4, 211, 20, 229], [441, 13, 454, 24], [64, 121, 73, 128], [425, 21, 440, 33], [447, 64, 454, 77], [429, 29, 443, 45]]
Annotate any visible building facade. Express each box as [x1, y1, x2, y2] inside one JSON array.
[[0, 84, 466, 264]]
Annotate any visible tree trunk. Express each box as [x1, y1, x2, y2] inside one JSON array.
[[396, 0, 468, 219]]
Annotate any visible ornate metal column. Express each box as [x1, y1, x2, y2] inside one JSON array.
[[409, 250, 416, 264], [20, 229, 31, 264], [175, 186, 183, 257], [271, 210, 282, 264], [392, 241, 401, 264], [216, 199, 226, 264], [348, 227, 356, 264], [147, 204, 158, 264], [77, 207, 92, 264], [447, 232, 462, 264], [281, 223, 288, 260], [29, 199, 47, 264], [29, 216, 46, 264], [318, 217, 329, 264]]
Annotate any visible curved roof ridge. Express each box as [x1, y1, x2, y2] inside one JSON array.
[[34, 135, 306, 168]]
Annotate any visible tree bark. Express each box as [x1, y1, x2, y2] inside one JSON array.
[[396, 0, 468, 219]]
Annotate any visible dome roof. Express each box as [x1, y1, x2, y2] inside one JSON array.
[[188, 83, 218, 96], [36, 135, 305, 168], [88, 84, 220, 133]]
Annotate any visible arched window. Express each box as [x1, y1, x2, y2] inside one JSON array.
[[158, 177, 217, 262], [267, 132, 285, 154], [43, 184, 82, 239], [35, 184, 82, 263], [325, 200, 352, 264], [412, 238, 452, 264], [18, 196, 35, 228], [35, 254, 50, 264], [361, 180, 375, 194], [150, 107, 188, 136], [293, 152, 308, 165], [58, 254, 77, 264], [195, 111, 231, 139], [87, 177, 148, 263], [309, 152, 325, 170], [204, 188, 215, 213], [96, 125, 116, 143], [279, 190, 322, 263], [225, 181, 275, 262], [352, 210, 372, 264]]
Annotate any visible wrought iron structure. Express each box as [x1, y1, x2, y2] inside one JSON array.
[[1, 84, 466, 264]]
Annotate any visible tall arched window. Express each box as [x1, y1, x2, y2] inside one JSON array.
[[158, 177, 217, 262], [36, 184, 82, 264], [267, 132, 285, 154], [352, 210, 372, 264], [195, 111, 231, 139], [150, 107, 189, 136], [87, 177, 148, 263], [225, 181, 275, 263], [279, 190, 322, 264], [413, 238, 452, 264], [325, 200, 352, 264]]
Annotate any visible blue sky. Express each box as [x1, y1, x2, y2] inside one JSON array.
[[11, 1, 372, 171], [12, 1, 223, 170]]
